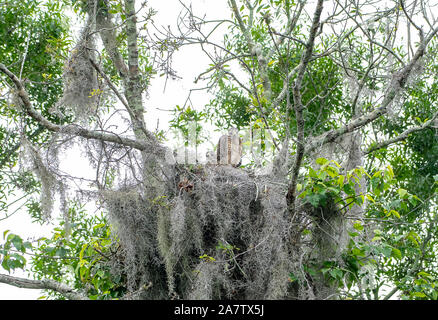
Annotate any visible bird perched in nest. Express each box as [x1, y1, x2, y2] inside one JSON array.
[[217, 127, 242, 167], [206, 150, 217, 165], [178, 177, 194, 192]]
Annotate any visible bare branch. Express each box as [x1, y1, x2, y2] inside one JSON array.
[[287, 0, 325, 214], [305, 24, 438, 155], [229, 0, 272, 99], [94, 1, 129, 78], [366, 110, 438, 154], [0, 273, 89, 300], [88, 58, 130, 109]]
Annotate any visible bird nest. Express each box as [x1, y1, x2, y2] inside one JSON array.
[[103, 162, 303, 299]]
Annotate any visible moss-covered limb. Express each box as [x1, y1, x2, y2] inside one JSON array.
[[305, 24, 438, 157], [0, 274, 89, 300], [0, 63, 163, 153], [157, 200, 178, 295], [299, 197, 346, 299], [61, 9, 99, 118], [119, 0, 173, 199], [229, 0, 272, 100], [123, 0, 148, 139], [90, 0, 156, 144], [93, 0, 129, 79], [365, 110, 438, 154]]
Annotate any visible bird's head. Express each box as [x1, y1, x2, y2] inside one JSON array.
[[228, 127, 239, 135]]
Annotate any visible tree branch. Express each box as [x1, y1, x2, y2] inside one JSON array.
[[94, 1, 129, 79], [0, 273, 89, 300], [124, 0, 146, 128], [0, 63, 165, 155], [229, 0, 272, 99], [287, 0, 325, 215], [383, 212, 438, 300], [304, 24, 438, 155], [366, 110, 438, 154], [88, 57, 151, 140]]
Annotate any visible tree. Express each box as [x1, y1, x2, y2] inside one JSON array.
[[0, 0, 437, 300]]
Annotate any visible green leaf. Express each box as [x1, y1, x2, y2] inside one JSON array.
[[332, 160, 341, 168], [407, 231, 420, 247], [79, 243, 88, 262], [381, 246, 392, 258], [397, 188, 408, 198], [408, 196, 417, 206], [329, 269, 343, 280], [343, 183, 355, 196], [355, 195, 364, 205], [366, 194, 375, 203], [373, 229, 382, 235], [23, 241, 32, 250], [412, 292, 426, 298], [55, 247, 68, 257], [11, 236, 24, 252], [1, 255, 10, 272], [386, 165, 394, 179], [353, 221, 364, 231], [389, 210, 401, 219], [391, 248, 402, 259], [372, 170, 382, 178], [309, 167, 318, 179], [326, 166, 339, 178], [6, 234, 15, 242], [417, 271, 432, 279], [352, 247, 364, 257], [316, 157, 328, 166], [337, 175, 345, 187], [306, 193, 322, 207]]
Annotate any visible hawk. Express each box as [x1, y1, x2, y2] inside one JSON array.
[[217, 127, 242, 167], [206, 150, 217, 165]]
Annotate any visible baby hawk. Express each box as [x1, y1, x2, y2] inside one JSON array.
[[206, 150, 217, 165], [217, 127, 242, 167]]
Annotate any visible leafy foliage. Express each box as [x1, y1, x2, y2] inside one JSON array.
[[31, 203, 125, 300]]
